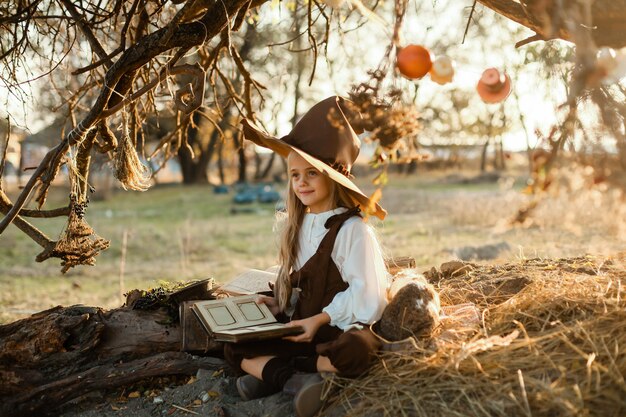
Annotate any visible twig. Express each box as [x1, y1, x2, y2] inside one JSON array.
[[0, 190, 55, 249], [172, 404, 199, 415], [72, 0, 141, 75], [517, 369, 532, 417], [0, 116, 10, 181], [515, 33, 545, 48], [72, 47, 123, 75], [161, 0, 213, 45], [119, 229, 128, 304], [306, 0, 318, 86], [462, 0, 477, 45], [230, 46, 266, 118], [0, 190, 70, 218], [102, 63, 202, 118], [59, 0, 111, 66], [232, 0, 251, 31]]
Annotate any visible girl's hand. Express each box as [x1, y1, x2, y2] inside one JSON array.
[[255, 295, 281, 317], [283, 313, 330, 343]]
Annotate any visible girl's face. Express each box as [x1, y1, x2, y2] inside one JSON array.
[[288, 152, 335, 213]]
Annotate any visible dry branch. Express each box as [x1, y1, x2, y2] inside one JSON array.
[[0, 0, 267, 245], [59, 0, 110, 65], [476, 0, 626, 48]]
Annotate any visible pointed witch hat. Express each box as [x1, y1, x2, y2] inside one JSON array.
[[240, 96, 386, 220]]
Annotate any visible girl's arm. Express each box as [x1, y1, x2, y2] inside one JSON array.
[[283, 312, 331, 343], [323, 220, 389, 328]]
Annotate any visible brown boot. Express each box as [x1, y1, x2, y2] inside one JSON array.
[[236, 374, 280, 401], [287, 373, 325, 417]]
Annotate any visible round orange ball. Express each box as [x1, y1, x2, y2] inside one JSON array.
[[396, 45, 433, 79]]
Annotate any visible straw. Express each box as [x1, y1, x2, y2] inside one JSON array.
[[323, 254, 626, 417], [113, 134, 152, 191]]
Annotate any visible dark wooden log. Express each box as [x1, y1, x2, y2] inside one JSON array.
[[0, 305, 181, 397], [0, 279, 219, 415]]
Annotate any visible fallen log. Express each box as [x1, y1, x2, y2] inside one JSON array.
[[0, 306, 181, 397], [0, 279, 220, 416]]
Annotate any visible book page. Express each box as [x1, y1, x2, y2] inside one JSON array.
[[219, 268, 277, 295], [206, 304, 237, 326], [193, 295, 276, 332], [236, 300, 266, 321]]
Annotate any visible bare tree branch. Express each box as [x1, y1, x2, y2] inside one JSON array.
[[0, 190, 56, 249], [59, 0, 110, 65], [1, 0, 261, 237]]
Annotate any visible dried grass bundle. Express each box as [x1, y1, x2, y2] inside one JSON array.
[[114, 134, 151, 191], [53, 209, 110, 273], [348, 89, 421, 150], [324, 255, 626, 417]]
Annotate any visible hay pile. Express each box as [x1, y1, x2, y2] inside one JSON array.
[[326, 254, 626, 417]]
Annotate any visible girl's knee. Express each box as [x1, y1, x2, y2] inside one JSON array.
[[343, 329, 381, 355], [316, 355, 338, 373], [318, 330, 381, 377]]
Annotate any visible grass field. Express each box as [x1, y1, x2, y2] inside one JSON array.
[[1, 169, 624, 324]]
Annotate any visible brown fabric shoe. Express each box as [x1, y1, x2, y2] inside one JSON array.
[[291, 373, 324, 417], [236, 374, 280, 401]]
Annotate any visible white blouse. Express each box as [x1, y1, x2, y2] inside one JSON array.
[[294, 207, 390, 330]]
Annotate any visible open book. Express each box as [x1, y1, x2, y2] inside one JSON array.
[[217, 268, 278, 295], [191, 295, 303, 343]]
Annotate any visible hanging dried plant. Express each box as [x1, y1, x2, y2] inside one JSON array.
[[342, 0, 421, 151], [348, 85, 421, 150], [52, 155, 110, 273], [113, 134, 152, 191], [53, 202, 110, 273]]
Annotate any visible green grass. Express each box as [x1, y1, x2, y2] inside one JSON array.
[[0, 184, 279, 322], [1, 172, 624, 324]]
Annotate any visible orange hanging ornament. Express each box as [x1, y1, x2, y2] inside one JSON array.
[[476, 68, 511, 104], [396, 45, 433, 79], [429, 55, 455, 85]]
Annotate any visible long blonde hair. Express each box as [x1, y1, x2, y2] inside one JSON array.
[[274, 174, 357, 312]]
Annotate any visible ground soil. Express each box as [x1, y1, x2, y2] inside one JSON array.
[[58, 364, 298, 417]]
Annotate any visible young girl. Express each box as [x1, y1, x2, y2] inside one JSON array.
[[225, 96, 389, 417]]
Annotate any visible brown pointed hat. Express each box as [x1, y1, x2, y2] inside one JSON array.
[[241, 96, 386, 220]]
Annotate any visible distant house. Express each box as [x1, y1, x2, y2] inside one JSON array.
[[20, 118, 68, 169], [0, 122, 27, 182], [2, 131, 25, 174]]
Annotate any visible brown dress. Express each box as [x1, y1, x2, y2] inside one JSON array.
[[224, 207, 382, 378]]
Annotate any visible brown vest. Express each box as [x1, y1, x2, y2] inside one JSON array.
[[289, 207, 361, 343]]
